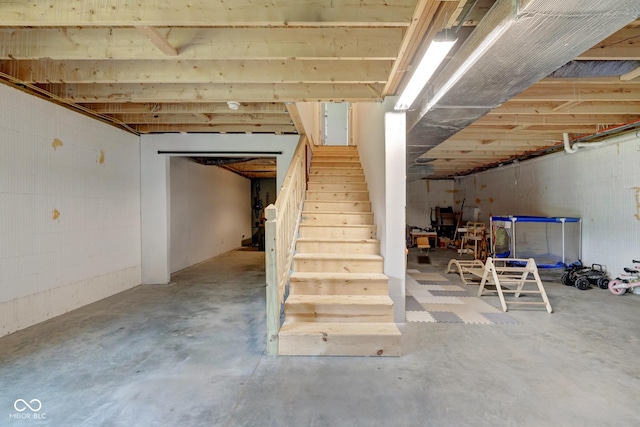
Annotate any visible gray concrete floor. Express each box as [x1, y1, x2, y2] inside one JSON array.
[[1, 247, 639, 427]]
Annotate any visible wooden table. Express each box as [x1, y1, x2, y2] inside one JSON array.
[[410, 230, 438, 247]]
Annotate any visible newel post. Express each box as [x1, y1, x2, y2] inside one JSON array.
[[264, 204, 279, 356]]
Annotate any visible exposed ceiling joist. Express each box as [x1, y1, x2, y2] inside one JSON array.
[[474, 114, 640, 127], [0, 0, 638, 180], [0, 28, 403, 60], [577, 29, 640, 60], [0, 59, 392, 84], [134, 124, 296, 134], [108, 113, 294, 125], [83, 102, 288, 114], [42, 83, 384, 103], [488, 101, 640, 115], [0, 0, 417, 27]]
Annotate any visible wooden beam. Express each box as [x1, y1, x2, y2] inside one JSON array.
[[108, 113, 293, 125], [192, 113, 211, 122], [83, 102, 289, 114], [285, 103, 305, 135], [385, 0, 462, 96], [552, 100, 582, 112], [537, 77, 640, 85], [133, 124, 297, 134], [382, 0, 440, 96], [577, 28, 640, 60], [136, 26, 178, 56], [0, 28, 402, 60], [474, 114, 640, 127], [436, 138, 561, 147], [0, 0, 417, 27], [431, 142, 558, 152], [42, 83, 385, 103], [510, 83, 640, 102], [621, 66, 640, 81], [488, 101, 640, 115], [0, 59, 392, 84], [425, 151, 529, 159]]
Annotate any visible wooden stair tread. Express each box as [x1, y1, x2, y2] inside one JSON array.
[[296, 238, 379, 244], [290, 272, 388, 280], [306, 190, 369, 193], [299, 224, 375, 228], [286, 294, 393, 305], [293, 253, 383, 261], [302, 211, 372, 215], [279, 322, 400, 336]]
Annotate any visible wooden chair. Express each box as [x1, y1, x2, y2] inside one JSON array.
[[460, 222, 486, 259], [416, 237, 430, 255]]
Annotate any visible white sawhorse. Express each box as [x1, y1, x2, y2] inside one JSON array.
[[477, 257, 552, 313]]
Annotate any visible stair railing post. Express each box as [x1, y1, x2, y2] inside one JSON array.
[[265, 204, 279, 355]]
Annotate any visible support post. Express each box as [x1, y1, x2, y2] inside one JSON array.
[[265, 205, 279, 355]]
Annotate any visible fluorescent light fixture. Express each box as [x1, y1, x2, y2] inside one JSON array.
[[394, 31, 457, 111], [425, 24, 509, 112]]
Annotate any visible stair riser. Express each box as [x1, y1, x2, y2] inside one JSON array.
[[303, 201, 371, 212], [307, 183, 368, 192], [284, 312, 393, 323], [285, 301, 393, 321], [301, 213, 373, 225], [306, 192, 369, 201], [298, 225, 376, 239], [294, 258, 383, 273], [278, 334, 401, 357], [307, 175, 365, 183], [296, 240, 380, 254], [289, 280, 389, 295]]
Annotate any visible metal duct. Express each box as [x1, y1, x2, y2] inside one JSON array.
[[405, 0, 640, 180]]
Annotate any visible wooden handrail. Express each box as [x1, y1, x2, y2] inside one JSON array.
[[265, 136, 309, 355]]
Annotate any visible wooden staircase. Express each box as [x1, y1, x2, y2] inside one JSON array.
[[278, 146, 401, 356]]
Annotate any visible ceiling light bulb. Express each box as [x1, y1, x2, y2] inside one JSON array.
[[227, 101, 240, 110]]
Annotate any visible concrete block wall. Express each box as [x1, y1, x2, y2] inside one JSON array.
[[0, 84, 141, 336], [455, 132, 640, 275], [170, 157, 251, 273], [406, 179, 455, 229]]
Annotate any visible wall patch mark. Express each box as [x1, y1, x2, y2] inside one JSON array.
[[52, 138, 63, 150], [633, 187, 640, 221]]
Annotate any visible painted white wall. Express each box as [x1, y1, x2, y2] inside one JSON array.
[[169, 158, 251, 273], [406, 179, 455, 228], [355, 98, 406, 322], [0, 84, 141, 337], [141, 133, 299, 284], [455, 131, 640, 275]]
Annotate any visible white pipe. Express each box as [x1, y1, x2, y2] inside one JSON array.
[[563, 132, 605, 154]]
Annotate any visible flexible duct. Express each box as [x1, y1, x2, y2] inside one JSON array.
[[405, 0, 640, 180]]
